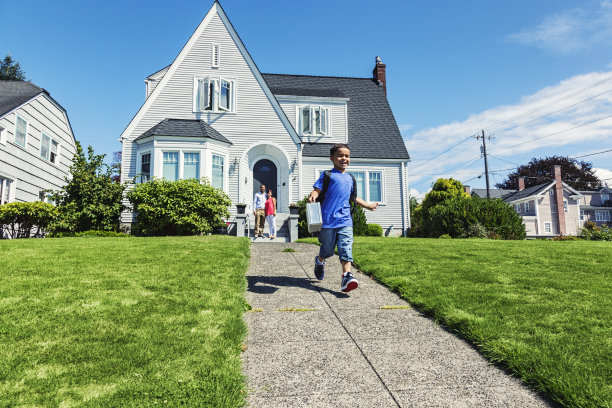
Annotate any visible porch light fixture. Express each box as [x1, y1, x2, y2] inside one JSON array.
[[290, 158, 298, 172]]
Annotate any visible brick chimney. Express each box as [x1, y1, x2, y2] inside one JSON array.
[[373, 56, 386, 96], [518, 177, 525, 191], [553, 165, 566, 235], [464, 185, 471, 195]]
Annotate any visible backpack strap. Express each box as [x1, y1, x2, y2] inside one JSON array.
[[349, 173, 357, 215], [317, 170, 332, 203]]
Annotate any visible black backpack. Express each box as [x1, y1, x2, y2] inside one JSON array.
[[316, 170, 358, 215]]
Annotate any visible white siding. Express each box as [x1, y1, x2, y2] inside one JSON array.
[[121, 9, 299, 222], [301, 158, 406, 235], [0, 95, 76, 203]]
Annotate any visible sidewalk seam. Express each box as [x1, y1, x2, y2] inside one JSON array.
[[290, 250, 403, 408]]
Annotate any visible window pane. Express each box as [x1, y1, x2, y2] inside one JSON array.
[[314, 108, 321, 134], [212, 155, 224, 189], [163, 152, 178, 181], [140, 153, 151, 182], [347, 171, 365, 200], [15, 116, 27, 147], [50, 140, 58, 163], [369, 172, 382, 202], [183, 153, 200, 180], [301, 108, 310, 133], [220, 80, 230, 110], [40, 134, 50, 160]]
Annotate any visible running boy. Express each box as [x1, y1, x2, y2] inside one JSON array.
[[308, 144, 378, 292]]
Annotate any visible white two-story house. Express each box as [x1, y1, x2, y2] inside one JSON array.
[[0, 80, 76, 206], [120, 1, 411, 238]]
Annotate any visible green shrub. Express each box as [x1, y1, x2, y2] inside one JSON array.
[[551, 235, 582, 241], [49, 230, 132, 238], [579, 224, 612, 241], [426, 196, 526, 240], [365, 223, 383, 237], [127, 178, 231, 236], [439, 234, 452, 239], [466, 222, 487, 238], [352, 204, 368, 236], [50, 143, 126, 233], [0, 202, 57, 238]]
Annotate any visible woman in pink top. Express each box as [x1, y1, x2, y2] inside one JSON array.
[[264, 189, 277, 239]]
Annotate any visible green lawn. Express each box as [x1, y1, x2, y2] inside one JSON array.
[[0, 236, 250, 407], [338, 238, 610, 408]]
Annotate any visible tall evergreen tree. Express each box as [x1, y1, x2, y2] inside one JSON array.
[[0, 55, 26, 81], [496, 156, 602, 191]]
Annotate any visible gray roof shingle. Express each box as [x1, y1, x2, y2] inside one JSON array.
[[502, 183, 552, 202], [0, 80, 46, 118], [135, 118, 232, 144], [472, 188, 516, 199], [262, 74, 410, 160]]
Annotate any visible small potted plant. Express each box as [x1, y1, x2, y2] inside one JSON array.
[[235, 203, 247, 214], [288, 203, 299, 215]]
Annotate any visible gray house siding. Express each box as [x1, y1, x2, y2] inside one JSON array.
[[0, 94, 75, 203]]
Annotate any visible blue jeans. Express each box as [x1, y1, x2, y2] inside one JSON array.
[[318, 226, 353, 263]]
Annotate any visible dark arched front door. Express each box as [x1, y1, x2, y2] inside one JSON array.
[[253, 159, 277, 199]]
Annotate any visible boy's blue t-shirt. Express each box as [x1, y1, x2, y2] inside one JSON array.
[[313, 168, 354, 229]]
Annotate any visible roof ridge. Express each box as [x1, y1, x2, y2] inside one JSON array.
[[262, 72, 373, 81]]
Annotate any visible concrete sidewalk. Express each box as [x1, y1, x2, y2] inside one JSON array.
[[242, 243, 554, 408]]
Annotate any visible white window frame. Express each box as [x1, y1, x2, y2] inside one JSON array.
[[211, 153, 225, 191], [544, 222, 552, 233], [40, 132, 60, 165], [595, 210, 610, 222], [0, 174, 15, 205], [193, 76, 236, 113], [0, 126, 5, 145], [162, 151, 180, 181], [524, 201, 530, 212], [14, 114, 28, 148], [138, 151, 152, 183], [563, 199, 568, 213], [298, 105, 330, 136], [580, 210, 584, 221], [182, 151, 201, 180], [317, 168, 386, 205], [212, 44, 220, 67]]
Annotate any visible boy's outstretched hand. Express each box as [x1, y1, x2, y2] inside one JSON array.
[[356, 197, 378, 211]]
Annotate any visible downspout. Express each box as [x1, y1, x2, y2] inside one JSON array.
[[401, 161, 408, 236]]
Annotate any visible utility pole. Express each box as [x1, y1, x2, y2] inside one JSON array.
[[475, 130, 492, 199]]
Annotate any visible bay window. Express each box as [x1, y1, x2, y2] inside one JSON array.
[[299, 106, 329, 136], [163, 152, 179, 181], [183, 153, 200, 180], [140, 153, 151, 183], [212, 154, 224, 189]]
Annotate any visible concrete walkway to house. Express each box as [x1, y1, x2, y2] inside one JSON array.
[[242, 242, 555, 408]]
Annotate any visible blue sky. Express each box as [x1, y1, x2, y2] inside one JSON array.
[[3, 0, 612, 197]]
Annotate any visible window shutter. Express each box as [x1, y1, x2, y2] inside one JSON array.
[[199, 78, 210, 110], [320, 107, 328, 135]]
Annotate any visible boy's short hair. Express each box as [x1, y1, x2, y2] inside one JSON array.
[[330, 144, 350, 156]]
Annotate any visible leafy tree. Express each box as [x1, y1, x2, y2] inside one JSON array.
[[111, 151, 122, 184], [50, 142, 126, 233], [496, 156, 602, 191], [127, 178, 231, 236], [0, 55, 26, 81], [411, 178, 469, 236]]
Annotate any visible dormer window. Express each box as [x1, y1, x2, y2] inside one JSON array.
[[602, 194, 610, 204], [298, 106, 329, 136], [194, 77, 235, 113]]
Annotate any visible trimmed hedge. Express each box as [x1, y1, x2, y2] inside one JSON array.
[[365, 223, 383, 237], [0, 202, 57, 239]]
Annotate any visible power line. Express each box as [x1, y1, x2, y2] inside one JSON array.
[[488, 155, 520, 166], [570, 148, 612, 159], [489, 113, 612, 154], [489, 88, 612, 137], [483, 73, 612, 133], [408, 136, 473, 172]]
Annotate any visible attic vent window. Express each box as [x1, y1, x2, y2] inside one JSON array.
[[212, 44, 220, 67], [298, 106, 329, 136]]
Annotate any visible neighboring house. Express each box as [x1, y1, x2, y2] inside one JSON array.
[[577, 187, 612, 227], [119, 1, 411, 238], [469, 166, 584, 237], [0, 80, 76, 205]]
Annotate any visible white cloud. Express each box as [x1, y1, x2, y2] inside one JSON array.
[[405, 69, 612, 190], [507, 2, 612, 54], [594, 167, 612, 184], [409, 188, 425, 201], [398, 124, 414, 134]]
